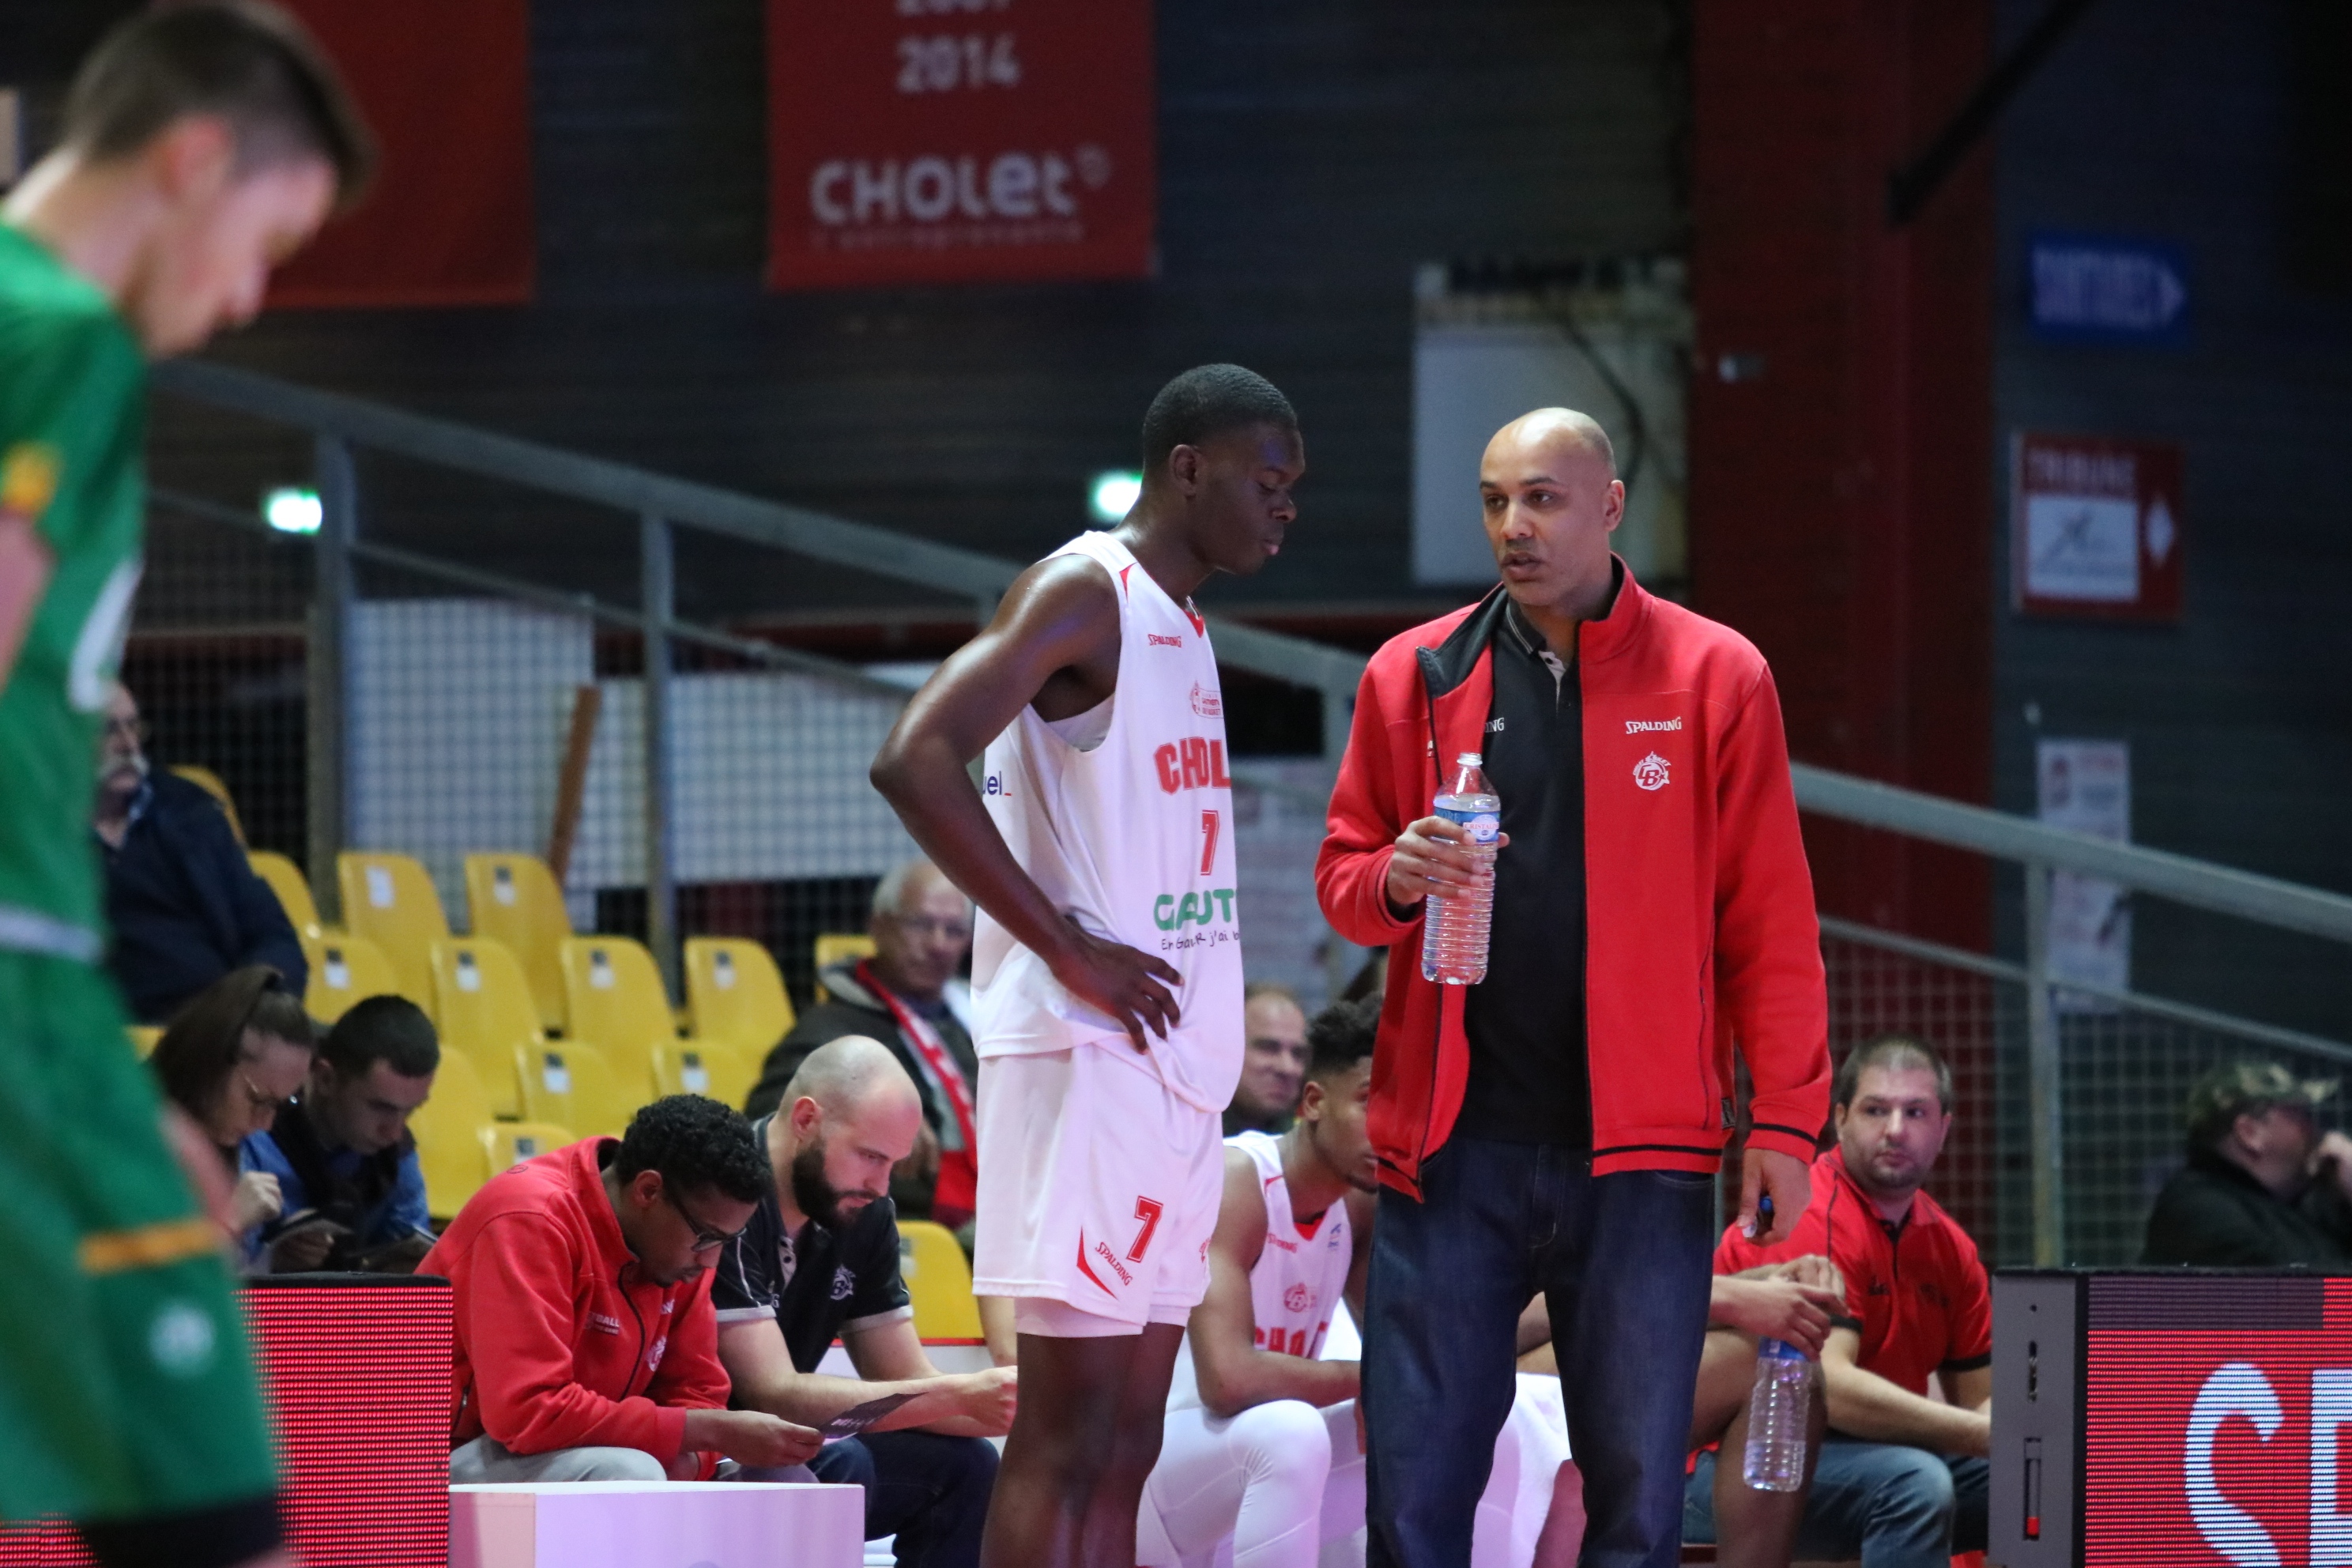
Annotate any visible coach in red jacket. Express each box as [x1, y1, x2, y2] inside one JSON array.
[[421, 1095, 820, 1482], [1317, 409, 1830, 1568]]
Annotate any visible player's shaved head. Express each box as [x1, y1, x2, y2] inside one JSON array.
[[784, 1034, 924, 1121], [1483, 407, 1616, 483]]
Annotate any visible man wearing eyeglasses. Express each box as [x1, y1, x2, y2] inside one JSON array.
[[93, 682, 307, 1023], [748, 858, 981, 1230], [420, 1095, 824, 1483]]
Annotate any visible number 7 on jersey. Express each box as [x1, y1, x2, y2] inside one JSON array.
[[1199, 809, 1220, 876]]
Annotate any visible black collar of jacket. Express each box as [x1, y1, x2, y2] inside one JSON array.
[[1415, 556, 1637, 701], [2185, 1142, 2297, 1201]]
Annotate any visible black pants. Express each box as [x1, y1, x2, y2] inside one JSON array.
[[811, 1428, 999, 1568]]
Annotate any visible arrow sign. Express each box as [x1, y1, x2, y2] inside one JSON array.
[[2028, 232, 2192, 345]]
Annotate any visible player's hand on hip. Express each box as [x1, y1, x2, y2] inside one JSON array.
[[955, 1365, 1018, 1435], [684, 1408, 823, 1468], [1051, 920, 1181, 1053], [1383, 816, 1507, 910], [229, 1170, 285, 1234], [1736, 1148, 1810, 1246]]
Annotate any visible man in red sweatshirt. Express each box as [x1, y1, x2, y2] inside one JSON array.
[[421, 1095, 822, 1482], [1317, 408, 1830, 1567]]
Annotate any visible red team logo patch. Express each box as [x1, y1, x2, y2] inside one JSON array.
[[1633, 752, 1671, 791]]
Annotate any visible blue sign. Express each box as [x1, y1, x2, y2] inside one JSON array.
[[2027, 233, 2190, 346]]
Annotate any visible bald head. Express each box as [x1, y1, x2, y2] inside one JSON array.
[[783, 1034, 923, 1121], [1485, 407, 1616, 481]]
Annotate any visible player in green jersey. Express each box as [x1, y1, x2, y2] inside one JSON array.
[[0, 8, 369, 1566]]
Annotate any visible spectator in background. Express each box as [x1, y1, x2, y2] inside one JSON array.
[[149, 966, 317, 1252], [747, 858, 979, 1229], [421, 1096, 822, 1483], [1223, 981, 1310, 1136], [2142, 1061, 2352, 1268], [95, 684, 307, 1023], [1697, 1035, 1990, 1568], [241, 995, 439, 1274], [716, 1036, 1013, 1568]]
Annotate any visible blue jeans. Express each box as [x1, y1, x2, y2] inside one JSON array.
[[808, 1430, 999, 1568], [1683, 1435, 1988, 1568], [1363, 1138, 1717, 1568]]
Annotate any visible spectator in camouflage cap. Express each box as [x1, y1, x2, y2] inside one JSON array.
[[2141, 1061, 2352, 1269]]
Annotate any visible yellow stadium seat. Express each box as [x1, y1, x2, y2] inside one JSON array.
[[127, 1026, 161, 1058], [684, 937, 795, 1055], [430, 937, 546, 1119], [171, 765, 245, 845], [337, 852, 450, 1009], [512, 1039, 638, 1141], [464, 853, 573, 1035], [407, 1047, 495, 1219], [560, 936, 679, 1096], [652, 1039, 758, 1111], [811, 933, 875, 1001], [898, 1219, 984, 1341], [248, 850, 324, 941], [307, 933, 401, 1025], [483, 1120, 574, 1176]]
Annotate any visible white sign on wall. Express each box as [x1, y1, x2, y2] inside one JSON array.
[[2036, 738, 2132, 1011]]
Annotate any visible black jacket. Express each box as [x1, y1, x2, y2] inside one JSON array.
[[744, 961, 978, 1218], [102, 772, 308, 1023], [2141, 1146, 2352, 1269]]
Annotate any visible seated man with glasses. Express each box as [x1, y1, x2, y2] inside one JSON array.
[[716, 1037, 1014, 1568], [94, 683, 307, 1023], [748, 858, 980, 1230], [420, 1095, 824, 1483]]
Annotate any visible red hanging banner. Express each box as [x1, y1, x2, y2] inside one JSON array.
[[266, 0, 535, 308], [765, 0, 1155, 291]]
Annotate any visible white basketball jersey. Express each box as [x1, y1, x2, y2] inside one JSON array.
[[1168, 1130, 1355, 1412], [972, 530, 1244, 1114]]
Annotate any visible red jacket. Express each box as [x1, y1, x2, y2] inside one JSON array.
[[419, 1138, 730, 1473], [1315, 565, 1830, 1193]]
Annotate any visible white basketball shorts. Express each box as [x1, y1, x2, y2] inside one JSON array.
[[973, 1043, 1223, 1334]]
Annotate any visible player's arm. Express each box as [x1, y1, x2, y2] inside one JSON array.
[[1818, 1326, 1990, 1457], [842, 1315, 1016, 1438], [0, 512, 53, 692], [1189, 1148, 1359, 1419], [1706, 1254, 1849, 1357], [1341, 1185, 1375, 1328], [714, 1316, 1009, 1437], [869, 555, 1181, 1050]]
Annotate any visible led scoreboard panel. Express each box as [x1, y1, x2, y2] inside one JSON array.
[[0, 1276, 451, 1567], [1993, 1270, 2352, 1567]]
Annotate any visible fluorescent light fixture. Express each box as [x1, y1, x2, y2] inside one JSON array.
[[262, 486, 322, 535], [1088, 469, 1142, 526]]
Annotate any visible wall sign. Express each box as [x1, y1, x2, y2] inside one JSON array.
[[765, 0, 1155, 291], [2028, 232, 2189, 346], [2011, 432, 2184, 622], [2036, 737, 2130, 1011]]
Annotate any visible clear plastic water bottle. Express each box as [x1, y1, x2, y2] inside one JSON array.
[[1421, 752, 1500, 985], [1742, 1336, 1812, 1492]]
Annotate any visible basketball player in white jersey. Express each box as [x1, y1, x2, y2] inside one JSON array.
[[871, 364, 1304, 1568], [1140, 1000, 1574, 1568]]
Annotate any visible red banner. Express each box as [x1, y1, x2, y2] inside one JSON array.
[[765, 0, 1155, 291], [266, 0, 535, 308]]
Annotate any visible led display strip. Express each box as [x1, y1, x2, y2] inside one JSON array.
[[0, 1276, 451, 1567]]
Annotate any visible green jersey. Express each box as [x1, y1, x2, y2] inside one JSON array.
[[0, 222, 145, 962]]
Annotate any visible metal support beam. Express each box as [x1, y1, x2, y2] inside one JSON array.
[[641, 514, 679, 999], [2022, 862, 2067, 1266], [1886, 0, 2100, 227], [307, 435, 356, 921]]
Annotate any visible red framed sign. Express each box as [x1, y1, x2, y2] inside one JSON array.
[[765, 0, 1156, 290], [2011, 432, 2184, 622]]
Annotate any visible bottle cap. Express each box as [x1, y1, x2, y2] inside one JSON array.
[[1456, 752, 1482, 767]]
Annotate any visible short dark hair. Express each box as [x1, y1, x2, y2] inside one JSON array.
[[319, 995, 439, 1080], [150, 965, 316, 1118], [612, 1095, 767, 1204], [1140, 364, 1297, 476], [64, 2, 375, 203], [1833, 1033, 1952, 1114], [1304, 997, 1378, 1084]]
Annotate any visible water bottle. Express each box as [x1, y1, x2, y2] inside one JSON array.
[[1420, 752, 1500, 985], [1741, 1337, 1812, 1491]]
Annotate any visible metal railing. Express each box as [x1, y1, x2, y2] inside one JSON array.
[[149, 360, 2352, 1265]]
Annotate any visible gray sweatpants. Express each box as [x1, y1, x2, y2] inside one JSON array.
[[450, 1434, 816, 1485]]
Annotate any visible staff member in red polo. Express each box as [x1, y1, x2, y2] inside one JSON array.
[[1317, 408, 1830, 1568]]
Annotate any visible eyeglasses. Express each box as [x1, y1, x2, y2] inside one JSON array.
[[661, 1184, 747, 1253], [888, 914, 973, 942], [238, 1069, 293, 1116], [101, 716, 149, 745]]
